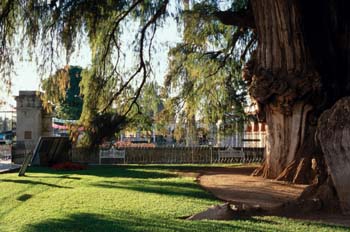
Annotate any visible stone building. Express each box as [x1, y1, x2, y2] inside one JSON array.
[[15, 91, 52, 151]]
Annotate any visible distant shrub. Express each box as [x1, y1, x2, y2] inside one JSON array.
[[51, 162, 87, 171], [115, 141, 155, 148]]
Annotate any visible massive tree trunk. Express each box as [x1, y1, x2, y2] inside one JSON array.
[[260, 103, 316, 181], [244, 0, 322, 183], [206, 0, 349, 212], [240, 0, 350, 212]]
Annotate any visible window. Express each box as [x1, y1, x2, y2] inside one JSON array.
[[24, 131, 32, 140]]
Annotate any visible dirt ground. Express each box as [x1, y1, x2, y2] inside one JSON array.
[[177, 165, 350, 227]]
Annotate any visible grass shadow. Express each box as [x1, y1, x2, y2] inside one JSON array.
[[24, 212, 265, 232], [92, 179, 216, 201], [25, 164, 252, 180], [27, 166, 176, 179], [25, 213, 126, 232], [24, 174, 82, 180], [1, 179, 72, 189]]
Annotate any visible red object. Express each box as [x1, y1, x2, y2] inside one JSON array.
[[253, 122, 259, 132], [52, 123, 84, 131], [51, 162, 87, 171], [246, 124, 252, 132]]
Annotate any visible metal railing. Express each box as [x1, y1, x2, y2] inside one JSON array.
[[0, 145, 11, 162], [72, 146, 264, 164]]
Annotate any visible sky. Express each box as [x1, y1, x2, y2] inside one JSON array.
[[0, 15, 181, 109], [0, 52, 90, 109], [0, 0, 233, 109]]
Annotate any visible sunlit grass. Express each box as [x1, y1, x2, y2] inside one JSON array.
[[0, 165, 347, 232]]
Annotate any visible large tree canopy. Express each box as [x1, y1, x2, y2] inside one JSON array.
[[0, 0, 251, 112], [1, 0, 252, 144], [1, 0, 350, 213]]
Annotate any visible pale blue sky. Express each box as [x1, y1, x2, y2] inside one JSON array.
[[0, 0, 232, 108], [0, 12, 181, 108]]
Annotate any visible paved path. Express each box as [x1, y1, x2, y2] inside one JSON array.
[[0, 161, 20, 173]]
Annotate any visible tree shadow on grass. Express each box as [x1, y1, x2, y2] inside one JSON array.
[[102, 179, 199, 189], [23, 212, 271, 232], [24, 174, 82, 180], [25, 164, 257, 181], [26, 166, 177, 179], [91, 179, 217, 201], [122, 165, 255, 175], [1, 179, 72, 189]]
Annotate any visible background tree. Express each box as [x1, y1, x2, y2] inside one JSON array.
[[124, 81, 164, 137], [165, 0, 248, 145], [42, 66, 83, 120]]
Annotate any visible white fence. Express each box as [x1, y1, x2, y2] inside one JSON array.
[[99, 147, 126, 164], [220, 131, 266, 148], [0, 145, 11, 161], [74, 146, 264, 165], [218, 147, 245, 162], [243, 132, 266, 148]]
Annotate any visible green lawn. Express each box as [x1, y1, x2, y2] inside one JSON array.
[[0, 165, 347, 232]]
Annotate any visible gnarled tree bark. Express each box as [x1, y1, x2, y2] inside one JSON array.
[[244, 0, 322, 184], [217, 0, 350, 212], [317, 97, 350, 214]]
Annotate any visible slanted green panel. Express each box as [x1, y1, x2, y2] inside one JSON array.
[[32, 137, 72, 166]]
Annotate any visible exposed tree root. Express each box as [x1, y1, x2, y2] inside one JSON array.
[[185, 198, 338, 222], [250, 157, 340, 214], [186, 181, 340, 221], [275, 160, 299, 182], [251, 161, 267, 177], [276, 158, 314, 184], [252, 158, 314, 184], [298, 177, 340, 212], [186, 203, 239, 220], [271, 177, 340, 216], [185, 202, 264, 221]]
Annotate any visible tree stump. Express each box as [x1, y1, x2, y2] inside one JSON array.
[[317, 97, 350, 215]]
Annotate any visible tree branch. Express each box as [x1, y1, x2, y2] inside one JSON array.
[[240, 35, 256, 62], [101, 0, 169, 115], [214, 9, 255, 29], [123, 0, 169, 117], [201, 28, 246, 79]]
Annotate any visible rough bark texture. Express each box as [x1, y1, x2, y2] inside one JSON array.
[[263, 103, 313, 179], [316, 97, 350, 214], [245, 0, 321, 182], [221, 0, 350, 211]]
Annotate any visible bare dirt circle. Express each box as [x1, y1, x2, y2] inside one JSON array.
[[177, 165, 350, 227]]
